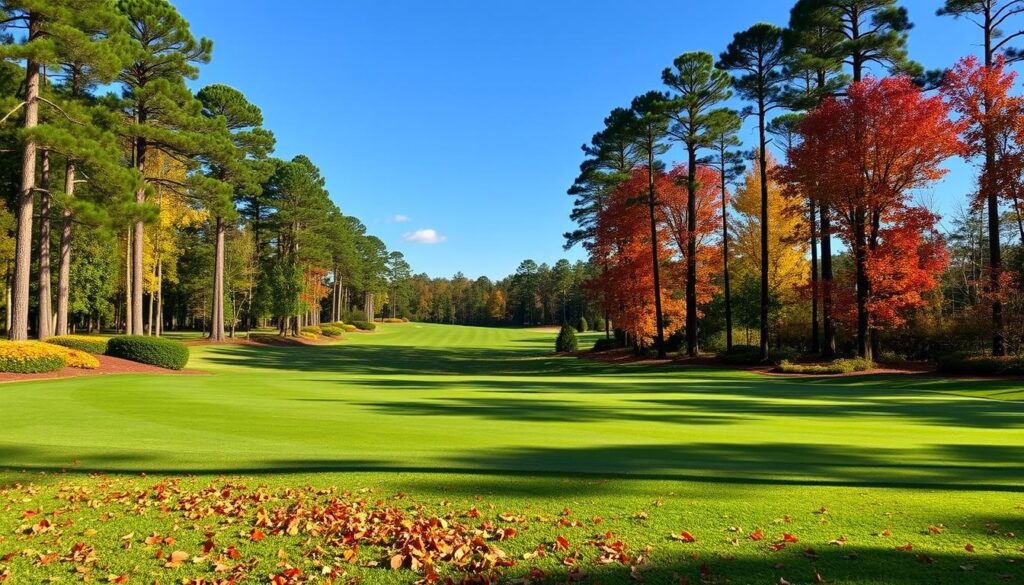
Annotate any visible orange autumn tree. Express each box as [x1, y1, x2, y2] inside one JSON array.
[[658, 165, 721, 319], [943, 56, 1024, 356], [589, 167, 684, 348], [791, 76, 961, 359]]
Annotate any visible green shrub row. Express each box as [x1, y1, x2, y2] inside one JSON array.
[[936, 352, 1024, 376], [301, 325, 322, 336], [776, 358, 875, 375], [718, 345, 798, 366], [350, 320, 376, 331], [45, 335, 110, 354], [106, 336, 189, 370], [592, 338, 622, 352]]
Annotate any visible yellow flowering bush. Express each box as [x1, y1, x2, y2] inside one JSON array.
[[0, 341, 67, 373], [55, 347, 101, 369]]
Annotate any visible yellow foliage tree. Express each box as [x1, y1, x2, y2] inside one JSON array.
[[731, 153, 808, 307]]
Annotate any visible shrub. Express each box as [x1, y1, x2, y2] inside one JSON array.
[[776, 358, 875, 375], [663, 330, 685, 354], [301, 325, 322, 336], [592, 317, 606, 332], [592, 337, 622, 352], [555, 324, 578, 353], [45, 335, 110, 355], [0, 341, 67, 373], [383, 317, 405, 324], [342, 324, 358, 333], [299, 331, 319, 341], [577, 317, 588, 333], [48, 345, 100, 369], [106, 336, 189, 370], [351, 320, 377, 331], [718, 344, 799, 366], [321, 325, 344, 338], [937, 351, 1024, 376], [718, 345, 762, 365]]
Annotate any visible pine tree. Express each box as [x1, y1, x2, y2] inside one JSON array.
[[629, 91, 672, 358], [662, 51, 732, 356], [704, 108, 745, 350], [197, 84, 275, 341], [116, 0, 212, 335], [719, 23, 791, 362]]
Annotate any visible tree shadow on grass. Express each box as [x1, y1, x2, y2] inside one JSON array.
[[524, 546, 1022, 585]]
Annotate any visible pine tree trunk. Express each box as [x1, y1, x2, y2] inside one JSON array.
[[10, 22, 40, 341], [156, 258, 163, 336], [125, 228, 132, 333], [646, 143, 666, 358], [685, 146, 699, 357], [37, 150, 53, 339], [55, 160, 74, 337], [809, 195, 820, 354], [758, 113, 771, 362], [721, 165, 733, 351], [820, 201, 836, 357], [210, 215, 225, 341], [130, 125, 147, 335]]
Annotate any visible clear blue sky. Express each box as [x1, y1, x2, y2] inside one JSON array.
[[176, 0, 978, 279]]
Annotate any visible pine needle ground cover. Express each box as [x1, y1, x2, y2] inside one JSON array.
[[1, 324, 1022, 584]]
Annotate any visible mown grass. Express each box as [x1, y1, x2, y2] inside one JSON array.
[[1, 323, 1022, 584]]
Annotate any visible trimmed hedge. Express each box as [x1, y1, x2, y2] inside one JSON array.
[[321, 325, 344, 338], [350, 320, 377, 331], [0, 341, 68, 373], [937, 352, 1024, 376], [556, 324, 578, 353], [106, 336, 189, 370], [300, 325, 322, 336], [776, 358, 875, 375], [45, 335, 110, 355], [342, 324, 358, 333], [382, 317, 405, 323], [577, 317, 588, 333], [592, 317, 606, 332]]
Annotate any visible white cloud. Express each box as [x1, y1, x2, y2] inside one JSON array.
[[392, 214, 411, 223], [402, 228, 446, 245]]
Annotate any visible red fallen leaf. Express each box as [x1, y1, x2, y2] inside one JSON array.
[[144, 533, 162, 546], [561, 507, 572, 516], [928, 525, 944, 534], [783, 515, 792, 523], [782, 533, 800, 543], [750, 529, 765, 541], [593, 516, 604, 525], [496, 527, 517, 541], [226, 546, 241, 560], [769, 542, 788, 551], [466, 507, 481, 519], [673, 531, 696, 543], [917, 553, 935, 564], [896, 543, 914, 551], [21, 508, 40, 519], [107, 576, 129, 584], [554, 536, 570, 551], [965, 543, 976, 553], [880, 529, 892, 537], [202, 539, 216, 554], [249, 528, 265, 542]]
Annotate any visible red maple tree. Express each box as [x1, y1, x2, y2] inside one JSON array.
[[790, 76, 962, 358]]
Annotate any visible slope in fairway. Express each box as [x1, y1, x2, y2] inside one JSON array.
[[1, 323, 1023, 584]]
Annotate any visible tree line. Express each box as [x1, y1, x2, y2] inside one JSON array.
[[0, 0, 415, 340], [566, 0, 1024, 362]]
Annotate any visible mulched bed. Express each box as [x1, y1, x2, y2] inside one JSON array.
[[0, 354, 201, 384]]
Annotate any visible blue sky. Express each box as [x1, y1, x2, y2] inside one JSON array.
[[175, 0, 980, 279]]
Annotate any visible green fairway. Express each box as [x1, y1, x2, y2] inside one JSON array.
[[2, 323, 1023, 584]]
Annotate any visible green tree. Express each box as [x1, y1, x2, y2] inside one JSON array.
[[116, 0, 213, 335], [719, 23, 790, 362], [704, 108, 745, 350], [630, 91, 672, 358], [662, 51, 733, 356], [197, 83, 275, 341]]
